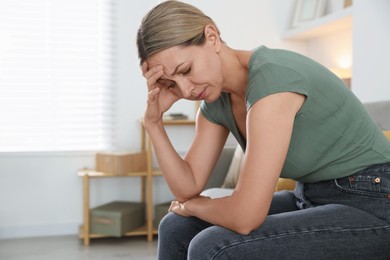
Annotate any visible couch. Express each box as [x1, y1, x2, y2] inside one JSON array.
[[202, 101, 390, 198]]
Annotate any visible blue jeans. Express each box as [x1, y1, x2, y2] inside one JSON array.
[[157, 163, 390, 259]]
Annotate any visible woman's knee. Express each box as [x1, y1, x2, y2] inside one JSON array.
[[158, 213, 191, 259], [158, 212, 181, 236], [158, 213, 214, 259], [188, 228, 214, 259], [188, 226, 233, 260], [159, 213, 212, 240]]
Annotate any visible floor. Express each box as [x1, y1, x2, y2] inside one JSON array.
[[0, 235, 158, 260]]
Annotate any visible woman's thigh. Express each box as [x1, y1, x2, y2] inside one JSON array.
[[188, 204, 390, 260]]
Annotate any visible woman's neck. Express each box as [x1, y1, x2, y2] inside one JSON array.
[[220, 45, 253, 99]]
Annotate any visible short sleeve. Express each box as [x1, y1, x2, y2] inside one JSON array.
[[246, 63, 309, 109]]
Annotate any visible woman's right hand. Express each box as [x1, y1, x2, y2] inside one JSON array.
[[141, 62, 181, 126]]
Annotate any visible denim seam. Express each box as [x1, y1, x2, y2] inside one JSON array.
[[210, 225, 390, 259], [334, 179, 390, 199]]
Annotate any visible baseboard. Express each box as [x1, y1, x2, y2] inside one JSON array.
[[0, 221, 79, 240]]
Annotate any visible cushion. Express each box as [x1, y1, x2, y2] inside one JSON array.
[[204, 146, 236, 189], [275, 178, 296, 191], [221, 145, 244, 188], [364, 101, 390, 130], [201, 188, 234, 199], [221, 145, 296, 191]]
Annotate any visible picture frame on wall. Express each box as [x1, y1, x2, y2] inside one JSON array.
[[292, 0, 327, 27]]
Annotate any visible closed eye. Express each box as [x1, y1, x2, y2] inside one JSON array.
[[182, 67, 191, 75], [157, 78, 176, 89], [168, 81, 176, 89]]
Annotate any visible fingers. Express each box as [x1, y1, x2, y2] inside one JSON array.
[[144, 65, 163, 78], [141, 61, 148, 77], [168, 201, 184, 212], [168, 201, 177, 212], [144, 65, 164, 92], [146, 87, 160, 104]]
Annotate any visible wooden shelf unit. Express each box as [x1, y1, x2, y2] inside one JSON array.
[[78, 170, 156, 246], [79, 119, 195, 246]]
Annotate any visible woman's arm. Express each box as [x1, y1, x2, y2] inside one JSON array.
[[172, 92, 305, 234], [147, 111, 229, 202], [142, 62, 229, 201]]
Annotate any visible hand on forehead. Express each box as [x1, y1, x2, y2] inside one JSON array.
[[145, 45, 190, 75]]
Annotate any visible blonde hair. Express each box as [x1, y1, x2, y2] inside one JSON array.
[[137, 0, 222, 65]]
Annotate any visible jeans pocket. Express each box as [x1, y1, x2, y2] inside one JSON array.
[[334, 165, 390, 199]]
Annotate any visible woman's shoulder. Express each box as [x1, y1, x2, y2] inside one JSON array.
[[249, 46, 311, 70]]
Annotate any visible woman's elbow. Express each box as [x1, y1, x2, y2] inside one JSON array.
[[233, 226, 253, 236], [174, 187, 204, 202], [231, 214, 266, 235]]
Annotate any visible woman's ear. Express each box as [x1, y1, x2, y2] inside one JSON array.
[[204, 24, 221, 53]]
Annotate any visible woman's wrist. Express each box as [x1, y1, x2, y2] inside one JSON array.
[[183, 195, 209, 217], [143, 118, 164, 132]]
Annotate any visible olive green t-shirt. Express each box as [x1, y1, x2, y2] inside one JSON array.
[[201, 46, 390, 183]]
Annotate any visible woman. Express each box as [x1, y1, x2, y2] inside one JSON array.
[[137, 1, 390, 259]]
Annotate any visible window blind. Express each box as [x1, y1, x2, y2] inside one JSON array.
[[0, 0, 114, 152]]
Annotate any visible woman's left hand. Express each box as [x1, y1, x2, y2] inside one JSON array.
[[168, 201, 190, 217], [169, 196, 211, 217]]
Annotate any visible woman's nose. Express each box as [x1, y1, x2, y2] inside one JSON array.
[[176, 80, 193, 99]]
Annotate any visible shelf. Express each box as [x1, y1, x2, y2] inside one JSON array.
[[282, 6, 352, 40], [79, 168, 155, 245], [79, 119, 193, 246], [79, 225, 158, 239], [162, 119, 195, 125], [78, 170, 149, 177], [152, 168, 163, 176], [79, 119, 195, 246]]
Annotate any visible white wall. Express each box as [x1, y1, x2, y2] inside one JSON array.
[[307, 28, 353, 72], [1, 0, 389, 239], [305, 0, 390, 103], [352, 0, 390, 102], [0, 153, 92, 238]]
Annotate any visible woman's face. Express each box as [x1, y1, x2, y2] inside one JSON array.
[[146, 39, 224, 103]]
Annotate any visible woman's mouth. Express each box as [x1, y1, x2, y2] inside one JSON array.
[[196, 89, 206, 100]]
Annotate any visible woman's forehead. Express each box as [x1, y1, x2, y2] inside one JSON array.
[[148, 46, 183, 64], [147, 45, 196, 72]]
